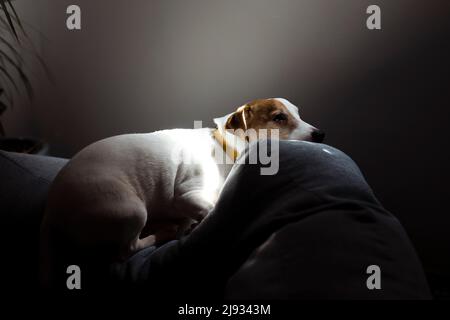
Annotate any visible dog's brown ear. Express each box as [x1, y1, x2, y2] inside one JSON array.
[[225, 105, 251, 130]]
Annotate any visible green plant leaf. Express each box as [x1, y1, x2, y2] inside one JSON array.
[[0, 83, 14, 107], [0, 65, 19, 93], [0, 0, 45, 136], [0, 35, 23, 65], [0, 12, 54, 85], [0, 0, 18, 40], [0, 48, 33, 100], [6, 0, 26, 37]]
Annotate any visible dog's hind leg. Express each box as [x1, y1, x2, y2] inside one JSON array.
[[117, 208, 155, 260], [128, 234, 156, 255]]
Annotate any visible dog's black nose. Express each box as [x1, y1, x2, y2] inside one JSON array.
[[311, 129, 325, 143]]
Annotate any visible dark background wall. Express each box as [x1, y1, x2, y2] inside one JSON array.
[[4, 0, 450, 278]]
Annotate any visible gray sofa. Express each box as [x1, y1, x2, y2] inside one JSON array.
[[0, 141, 433, 299], [0, 150, 67, 291]]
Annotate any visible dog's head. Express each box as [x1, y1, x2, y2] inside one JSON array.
[[214, 98, 325, 143]]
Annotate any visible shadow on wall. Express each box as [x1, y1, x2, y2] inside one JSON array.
[[3, 0, 447, 152]]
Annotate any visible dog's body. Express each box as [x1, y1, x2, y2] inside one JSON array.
[[39, 98, 324, 287], [42, 129, 223, 256]]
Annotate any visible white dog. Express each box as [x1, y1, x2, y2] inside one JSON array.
[[39, 98, 324, 286]]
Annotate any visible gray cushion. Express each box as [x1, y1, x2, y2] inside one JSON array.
[[112, 140, 431, 299], [0, 151, 67, 290]]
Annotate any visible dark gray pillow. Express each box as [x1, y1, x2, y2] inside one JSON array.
[[113, 140, 431, 299], [0, 151, 67, 290]]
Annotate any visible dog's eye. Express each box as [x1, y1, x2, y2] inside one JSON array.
[[273, 113, 287, 122]]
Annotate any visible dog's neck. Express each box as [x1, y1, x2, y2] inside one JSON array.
[[213, 112, 247, 158], [212, 129, 238, 162], [209, 113, 250, 181], [209, 129, 236, 180]]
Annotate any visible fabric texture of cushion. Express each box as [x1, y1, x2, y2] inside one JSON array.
[[112, 140, 431, 299], [0, 151, 68, 291]]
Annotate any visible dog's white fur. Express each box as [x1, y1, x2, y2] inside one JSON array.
[[275, 98, 317, 140], [39, 98, 320, 287]]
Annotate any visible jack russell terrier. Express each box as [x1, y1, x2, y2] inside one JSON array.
[[39, 98, 324, 286]]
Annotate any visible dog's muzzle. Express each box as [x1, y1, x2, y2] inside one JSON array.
[[311, 129, 326, 143]]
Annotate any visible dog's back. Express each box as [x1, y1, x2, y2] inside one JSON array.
[[39, 129, 221, 288]]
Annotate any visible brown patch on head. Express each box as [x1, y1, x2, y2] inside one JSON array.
[[225, 98, 299, 139]]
